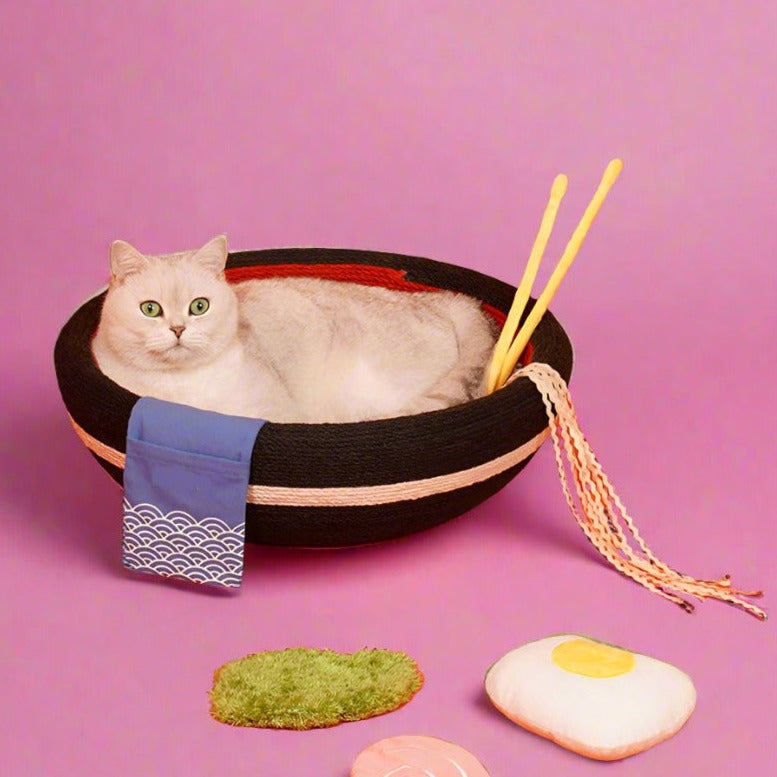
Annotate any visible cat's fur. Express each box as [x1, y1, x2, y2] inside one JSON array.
[[92, 236, 497, 423]]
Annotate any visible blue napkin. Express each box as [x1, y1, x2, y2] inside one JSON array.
[[121, 397, 264, 588]]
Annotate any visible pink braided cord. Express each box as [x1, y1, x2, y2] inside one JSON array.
[[516, 362, 765, 619]]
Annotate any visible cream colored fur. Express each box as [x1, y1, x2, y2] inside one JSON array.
[[92, 236, 497, 422]]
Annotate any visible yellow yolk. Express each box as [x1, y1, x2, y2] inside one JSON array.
[[551, 638, 635, 678]]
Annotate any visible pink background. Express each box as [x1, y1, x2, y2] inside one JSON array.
[[1, 2, 775, 775]]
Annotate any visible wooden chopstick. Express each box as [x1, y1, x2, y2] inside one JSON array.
[[492, 159, 623, 390], [486, 174, 568, 393]]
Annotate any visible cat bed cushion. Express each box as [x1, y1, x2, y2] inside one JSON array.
[[484, 634, 697, 761], [209, 648, 423, 729], [351, 735, 491, 776], [54, 248, 573, 547]]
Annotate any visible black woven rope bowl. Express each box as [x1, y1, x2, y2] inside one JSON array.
[[54, 247, 573, 548]]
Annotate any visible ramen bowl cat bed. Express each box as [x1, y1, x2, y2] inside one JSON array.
[[54, 247, 573, 548]]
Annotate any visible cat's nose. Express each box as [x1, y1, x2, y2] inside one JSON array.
[[170, 325, 186, 339]]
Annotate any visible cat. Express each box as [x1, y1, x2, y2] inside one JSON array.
[[91, 236, 498, 423]]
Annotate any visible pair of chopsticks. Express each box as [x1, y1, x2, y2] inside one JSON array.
[[486, 159, 624, 393]]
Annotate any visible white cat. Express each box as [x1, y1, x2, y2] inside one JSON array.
[[92, 236, 497, 423]]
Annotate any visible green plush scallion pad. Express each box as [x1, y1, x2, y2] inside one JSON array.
[[209, 648, 424, 729]]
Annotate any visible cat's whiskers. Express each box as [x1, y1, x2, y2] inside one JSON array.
[[147, 333, 189, 357]]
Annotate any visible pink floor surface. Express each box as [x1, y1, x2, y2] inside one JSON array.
[[1, 3, 775, 775]]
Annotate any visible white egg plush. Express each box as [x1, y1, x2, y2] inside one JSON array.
[[485, 634, 696, 761]]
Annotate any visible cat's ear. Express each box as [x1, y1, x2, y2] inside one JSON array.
[[110, 240, 148, 282], [193, 235, 228, 276]]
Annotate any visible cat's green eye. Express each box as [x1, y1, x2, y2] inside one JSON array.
[[189, 297, 210, 316], [140, 300, 162, 318]]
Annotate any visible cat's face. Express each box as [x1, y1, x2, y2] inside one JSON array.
[[98, 236, 239, 370]]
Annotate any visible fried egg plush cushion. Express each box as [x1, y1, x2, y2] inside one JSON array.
[[485, 634, 696, 761]]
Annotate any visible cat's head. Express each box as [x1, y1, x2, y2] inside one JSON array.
[[97, 235, 239, 370]]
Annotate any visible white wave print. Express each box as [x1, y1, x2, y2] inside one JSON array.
[[122, 500, 244, 588]]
